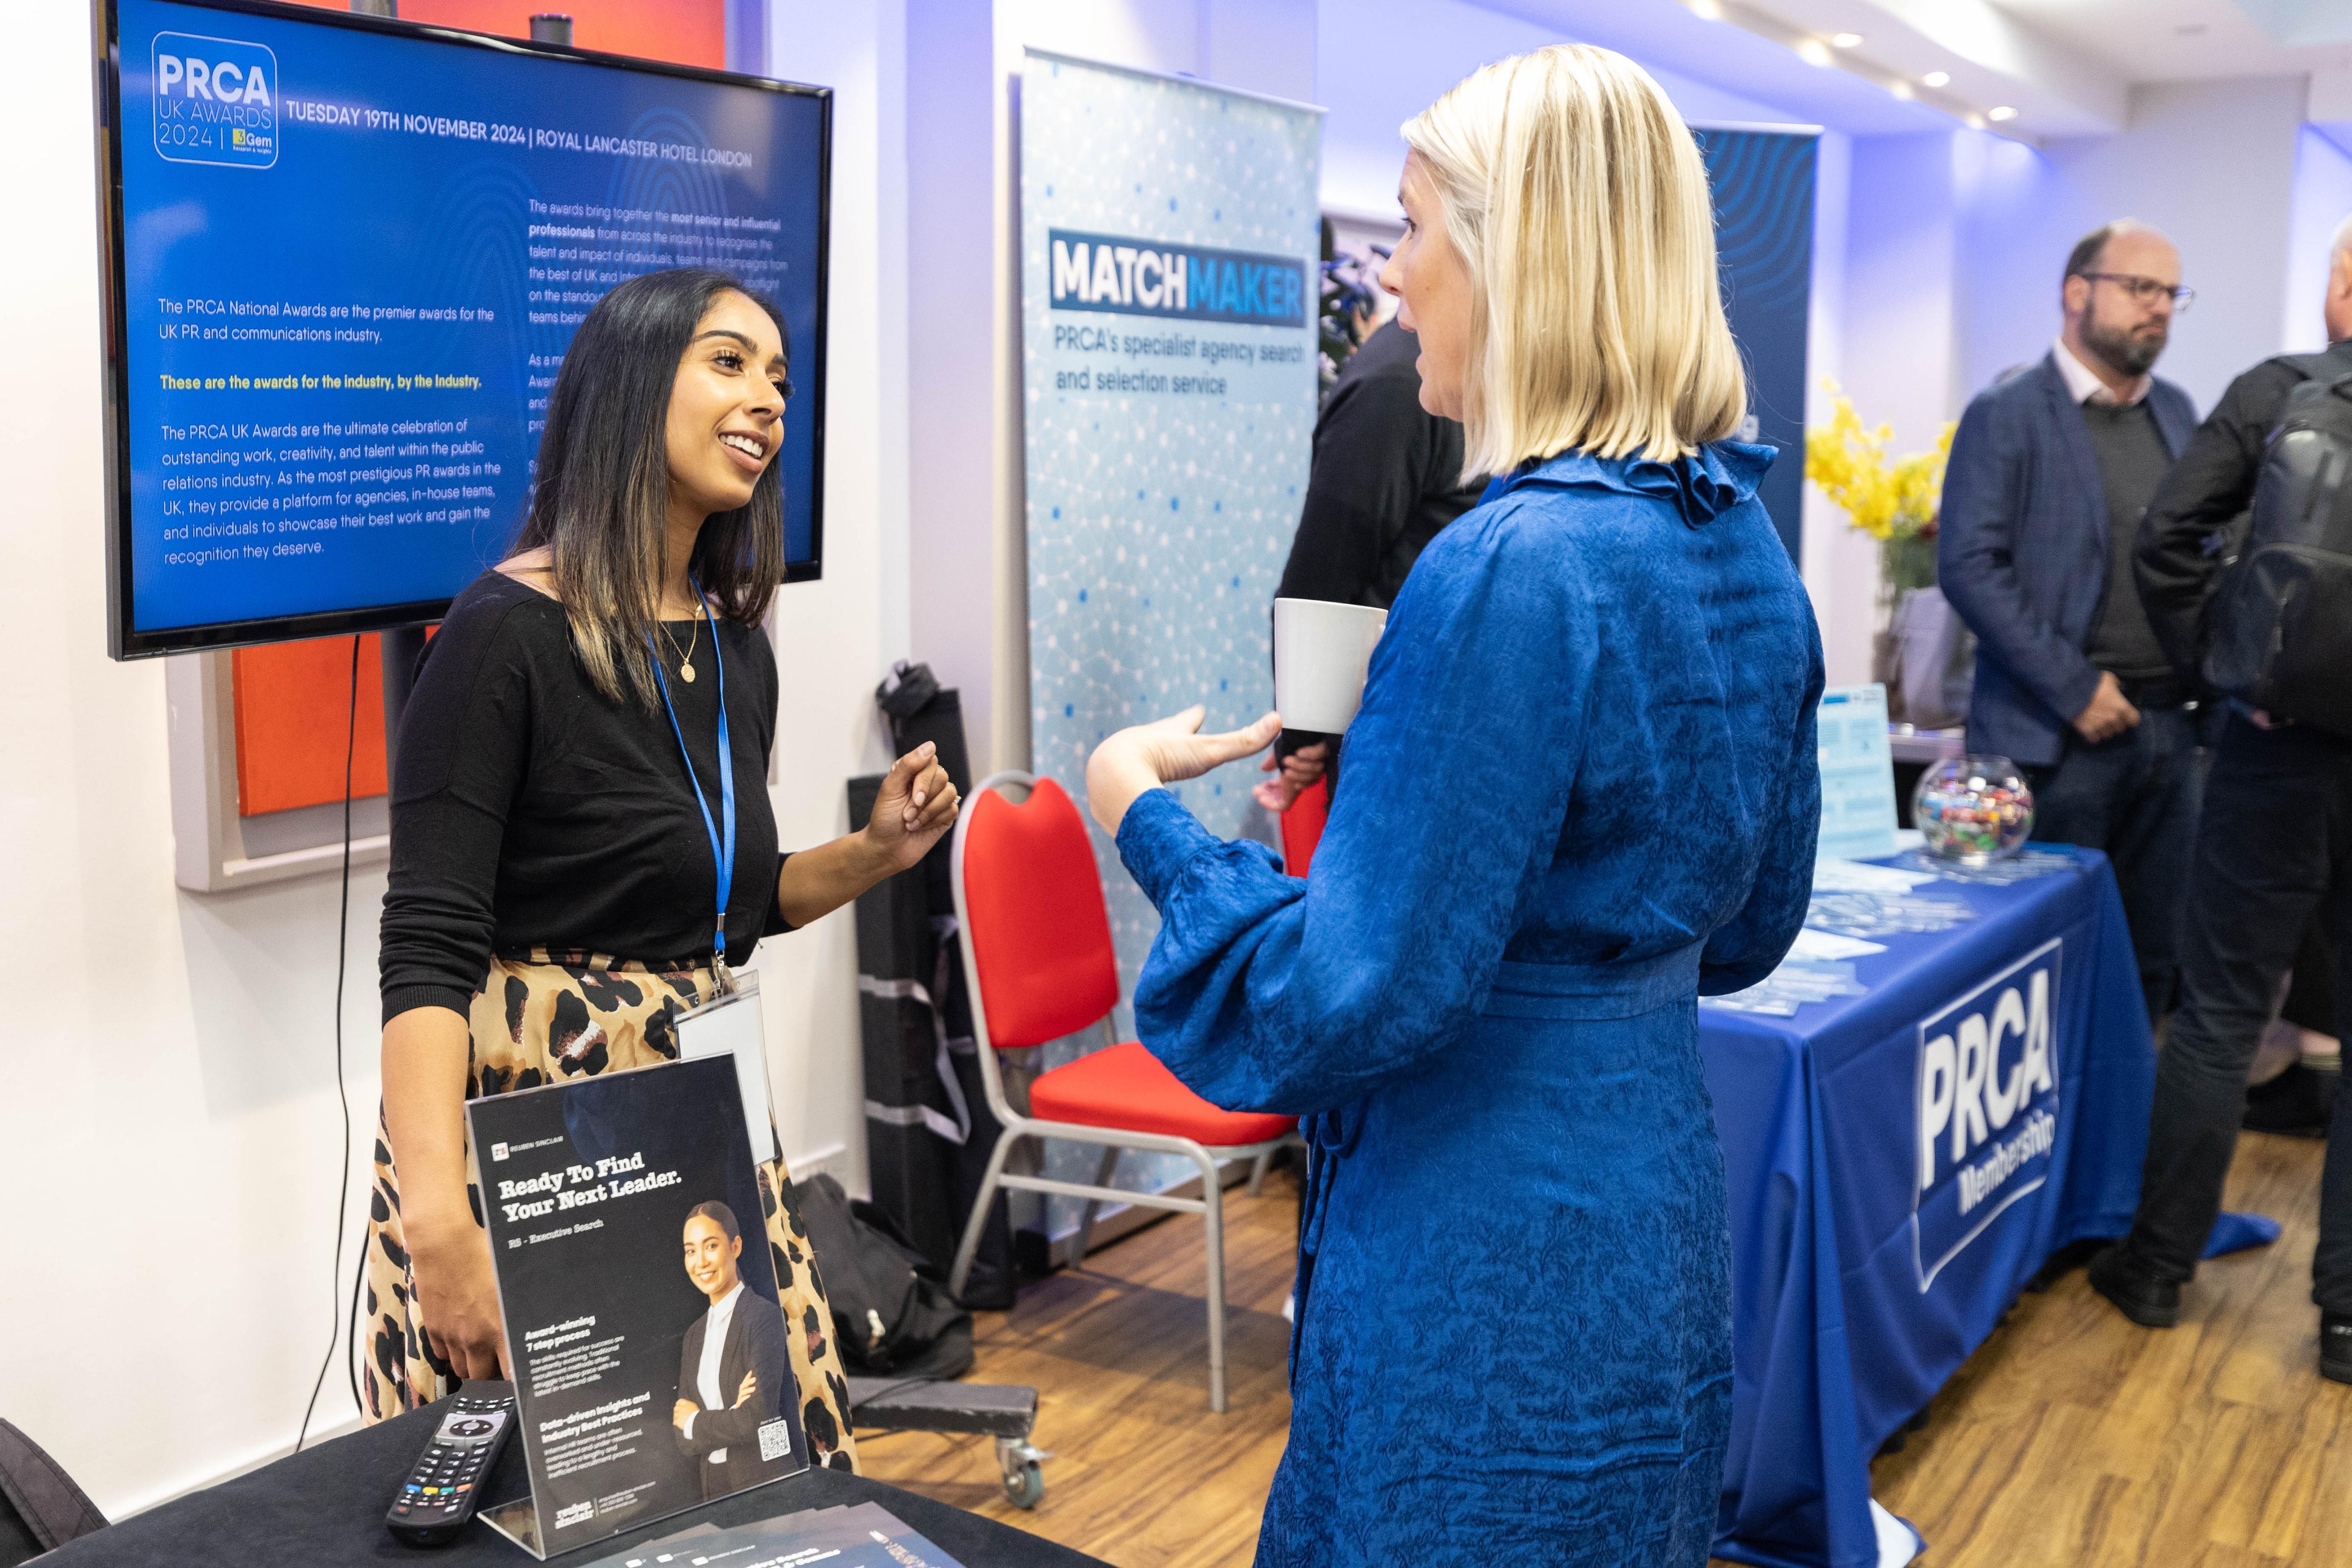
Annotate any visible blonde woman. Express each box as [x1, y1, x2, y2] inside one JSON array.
[[1085, 47, 1823, 1563]]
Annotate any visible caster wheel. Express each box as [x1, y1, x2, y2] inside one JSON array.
[[995, 1438, 1050, 1509], [1002, 1461, 1044, 1509]]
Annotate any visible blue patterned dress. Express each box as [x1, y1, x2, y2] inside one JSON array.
[[1115, 443, 1824, 1566]]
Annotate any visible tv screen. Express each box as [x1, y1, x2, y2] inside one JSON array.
[[96, 0, 830, 658]]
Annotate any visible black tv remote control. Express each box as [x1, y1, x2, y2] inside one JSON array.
[[386, 1383, 516, 1547]]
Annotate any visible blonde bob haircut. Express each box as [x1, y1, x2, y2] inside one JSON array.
[[1402, 45, 1747, 476]]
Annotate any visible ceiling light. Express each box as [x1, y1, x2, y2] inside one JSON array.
[[1922, 70, 1950, 87], [1687, 0, 1724, 17], [1987, 105, 2018, 121], [1965, 112, 1986, 129], [1889, 79, 1914, 100], [1831, 32, 1863, 48], [1796, 38, 1833, 66]]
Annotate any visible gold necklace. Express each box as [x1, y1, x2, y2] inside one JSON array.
[[661, 611, 700, 683]]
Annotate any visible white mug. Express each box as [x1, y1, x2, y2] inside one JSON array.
[[1273, 597, 1389, 734]]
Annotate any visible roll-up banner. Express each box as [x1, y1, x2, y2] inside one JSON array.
[[1019, 50, 1321, 1235], [1695, 126, 1818, 564]]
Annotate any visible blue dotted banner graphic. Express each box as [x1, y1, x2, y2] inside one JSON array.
[[1019, 51, 1320, 1229]]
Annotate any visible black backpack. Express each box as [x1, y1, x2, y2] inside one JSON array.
[[789, 1173, 975, 1379], [2205, 364, 2352, 735], [0, 1419, 105, 1566]]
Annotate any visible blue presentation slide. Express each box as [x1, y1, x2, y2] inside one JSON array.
[[116, 0, 826, 639]]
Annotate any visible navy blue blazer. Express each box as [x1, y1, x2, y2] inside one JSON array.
[[1938, 353, 2197, 766]]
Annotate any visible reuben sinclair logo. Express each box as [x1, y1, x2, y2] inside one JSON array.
[[151, 32, 278, 169], [1911, 937, 2061, 1291]]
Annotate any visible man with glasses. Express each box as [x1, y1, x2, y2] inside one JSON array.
[[1941, 220, 2202, 1028], [2087, 215, 2352, 1379]]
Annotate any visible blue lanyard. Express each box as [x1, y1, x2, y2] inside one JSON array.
[[650, 574, 736, 968]]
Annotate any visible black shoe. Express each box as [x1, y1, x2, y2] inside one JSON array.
[[2324, 1314, 2352, 1384], [2243, 1062, 2337, 1138], [2088, 1243, 2180, 1328]]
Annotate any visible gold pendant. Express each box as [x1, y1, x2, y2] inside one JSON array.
[[680, 661, 696, 683]]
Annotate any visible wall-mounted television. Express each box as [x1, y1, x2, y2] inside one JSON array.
[[95, 0, 830, 658]]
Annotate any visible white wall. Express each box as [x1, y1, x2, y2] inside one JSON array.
[[1799, 76, 2317, 686], [1802, 130, 1877, 689], [0, 0, 911, 1520], [1804, 132, 1965, 686], [1950, 77, 2309, 417], [2284, 125, 2352, 353], [0, 0, 385, 1513], [0, 0, 368, 1510], [753, 0, 912, 1188]]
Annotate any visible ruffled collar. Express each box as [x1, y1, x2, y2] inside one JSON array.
[[1481, 440, 1776, 527]]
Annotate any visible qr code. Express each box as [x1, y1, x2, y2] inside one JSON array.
[[757, 1418, 793, 1462]]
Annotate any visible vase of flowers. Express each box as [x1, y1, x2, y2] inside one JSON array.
[[1804, 386, 1953, 602], [1805, 387, 1967, 724]]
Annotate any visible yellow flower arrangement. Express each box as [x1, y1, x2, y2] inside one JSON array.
[[1805, 385, 1955, 594]]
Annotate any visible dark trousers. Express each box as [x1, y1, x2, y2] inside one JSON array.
[[2124, 713, 2352, 1311], [2023, 702, 2205, 1023]]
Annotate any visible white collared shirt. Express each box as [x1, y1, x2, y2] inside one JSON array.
[[2053, 338, 2151, 408], [685, 1281, 744, 1463]]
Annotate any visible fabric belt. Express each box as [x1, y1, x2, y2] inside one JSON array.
[[1296, 942, 1707, 1269], [1482, 943, 1706, 1020], [1297, 1104, 1358, 1267]]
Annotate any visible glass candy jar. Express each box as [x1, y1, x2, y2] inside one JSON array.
[[1913, 754, 2034, 864]]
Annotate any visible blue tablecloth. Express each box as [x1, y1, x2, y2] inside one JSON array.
[[1700, 847, 2237, 1568]]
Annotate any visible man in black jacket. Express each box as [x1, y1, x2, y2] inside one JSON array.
[[1259, 316, 1484, 810], [2091, 222, 2352, 1382]]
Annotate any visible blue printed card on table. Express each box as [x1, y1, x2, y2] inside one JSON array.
[[1815, 684, 1899, 862]]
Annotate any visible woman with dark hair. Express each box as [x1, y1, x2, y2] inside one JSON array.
[[673, 1201, 797, 1498], [362, 269, 958, 1472]]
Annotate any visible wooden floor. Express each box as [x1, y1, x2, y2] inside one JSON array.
[[860, 1135, 2347, 1567]]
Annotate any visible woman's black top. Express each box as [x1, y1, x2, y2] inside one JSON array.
[[379, 570, 790, 1023]]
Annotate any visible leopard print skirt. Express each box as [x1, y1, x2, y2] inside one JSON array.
[[359, 950, 858, 1472]]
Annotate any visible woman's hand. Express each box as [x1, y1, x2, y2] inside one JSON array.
[[1087, 706, 1281, 834], [734, 1370, 759, 1408], [775, 743, 962, 927], [863, 742, 961, 874], [407, 1216, 509, 1383], [1252, 740, 1329, 813], [674, 1399, 698, 1433]]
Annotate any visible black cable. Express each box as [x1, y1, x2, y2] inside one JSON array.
[[345, 1191, 368, 1415], [298, 634, 363, 1451]]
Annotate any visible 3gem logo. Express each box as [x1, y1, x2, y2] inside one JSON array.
[[151, 32, 278, 169], [1911, 937, 2062, 1291]]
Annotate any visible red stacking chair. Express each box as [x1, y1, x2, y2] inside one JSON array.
[[1280, 775, 1329, 879], [947, 772, 1298, 1412]]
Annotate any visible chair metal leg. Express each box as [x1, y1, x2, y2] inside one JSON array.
[[1247, 1144, 1276, 1197], [1193, 1146, 1228, 1413], [1069, 1145, 1120, 1268], [949, 1128, 1019, 1301]]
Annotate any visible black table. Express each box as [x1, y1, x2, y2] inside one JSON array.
[[47, 1400, 1104, 1567]]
